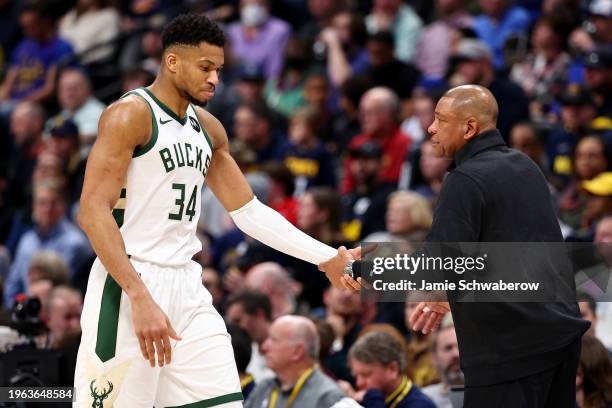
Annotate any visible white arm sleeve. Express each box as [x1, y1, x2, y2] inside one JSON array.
[[229, 197, 338, 265]]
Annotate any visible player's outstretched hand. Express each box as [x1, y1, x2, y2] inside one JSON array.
[[131, 294, 182, 367], [319, 246, 355, 289], [409, 302, 451, 334]]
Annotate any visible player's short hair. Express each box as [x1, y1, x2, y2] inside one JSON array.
[[226, 289, 273, 321], [161, 13, 225, 51]]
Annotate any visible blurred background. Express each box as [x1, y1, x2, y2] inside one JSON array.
[[0, 0, 610, 406]]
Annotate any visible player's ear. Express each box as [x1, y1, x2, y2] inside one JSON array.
[[165, 51, 179, 74]]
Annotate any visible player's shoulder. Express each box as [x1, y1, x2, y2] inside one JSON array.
[[101, 93, 151, 126], [192, 105, 227, 149], [97, 94, 151, 147]]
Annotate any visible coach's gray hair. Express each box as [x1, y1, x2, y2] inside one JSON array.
[[349, 331, 406, 372]]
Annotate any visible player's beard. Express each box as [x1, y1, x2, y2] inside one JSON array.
[[187, 93, 209, 107]]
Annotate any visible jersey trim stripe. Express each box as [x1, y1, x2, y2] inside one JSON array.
[[131, 92, 159, 158], [190, 104, 214, 152], [143, 87, 188, 125], [166, 391, 244, 408], [95, 273, 122, 362]]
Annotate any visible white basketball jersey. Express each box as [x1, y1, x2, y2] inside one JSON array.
[[113, 88, 213, 266]]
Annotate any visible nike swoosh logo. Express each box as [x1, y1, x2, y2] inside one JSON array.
[[159, 118, 172, 125]]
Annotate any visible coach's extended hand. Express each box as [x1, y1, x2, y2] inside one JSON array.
[[131, 293, 182, 367], [409, 302, 451, 334]]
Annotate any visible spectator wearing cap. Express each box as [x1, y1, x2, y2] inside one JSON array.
[[472, 0, 531, 69], [559, 135, 610, 238], [366, 0, 423, 64], [55, 67, 105, 154], [227, 0, 291, 79], [571, 0, 612, 52], [547, 83, 598, 179], [283, 106, 336, 196], [589, 0, 612, 45], [46, 117, 87, 206], [580, 171, 612, 235], [415, 0, 473, 82], [510, 16, 571, 122], [583, 47, 612, 118], [58, 0, 120, 65], [447, 38, 529, 137], [4, 179, 92, 308], [341, 142, 395, 242], [346, 331, 436, 408], [342, 87, 412, 193], [359, 32, 420, 101]]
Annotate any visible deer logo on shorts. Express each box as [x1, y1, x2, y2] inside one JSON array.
[[90, 379, 113, 407]]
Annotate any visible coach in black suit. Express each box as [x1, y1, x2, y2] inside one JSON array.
[[320, 85, 590, 407]]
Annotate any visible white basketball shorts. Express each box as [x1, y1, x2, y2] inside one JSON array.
[[73, 258, 243, 407]]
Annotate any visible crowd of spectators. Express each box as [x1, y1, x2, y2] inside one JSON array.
[[0, 0, 610, 406]]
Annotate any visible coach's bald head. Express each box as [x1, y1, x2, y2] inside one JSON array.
[[444, 85, 498, 128], [427, 85, 499, 158]]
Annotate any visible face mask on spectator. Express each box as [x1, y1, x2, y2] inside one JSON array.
[[241, 4, 268, 27]]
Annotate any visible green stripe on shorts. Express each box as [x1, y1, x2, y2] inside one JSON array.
[[95, 274, 122, 362], [167, 392, 244, 408]]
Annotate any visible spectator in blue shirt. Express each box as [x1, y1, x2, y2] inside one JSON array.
[[473, 0, 531, 69], [0, 2, 74, 105], [283, 106, 336, 196], [4, 178, 92, 308], [347, 331, 436, 408]]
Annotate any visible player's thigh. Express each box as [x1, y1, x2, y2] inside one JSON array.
[[154, 304, 242, 408], [74, 262, 160, 407]]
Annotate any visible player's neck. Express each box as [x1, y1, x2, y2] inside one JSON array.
[[147, 78, 190, 120]]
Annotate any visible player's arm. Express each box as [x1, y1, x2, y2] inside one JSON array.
[[197, 108, 350, 287], [78, 96, 180, 367]]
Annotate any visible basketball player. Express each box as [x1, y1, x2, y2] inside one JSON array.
[[74, 14, 353, 407]]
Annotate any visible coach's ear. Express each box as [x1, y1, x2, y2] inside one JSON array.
[[464, 117, 478, 140]]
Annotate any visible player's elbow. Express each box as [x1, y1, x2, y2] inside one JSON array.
[[77, 196, 100, 235]]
